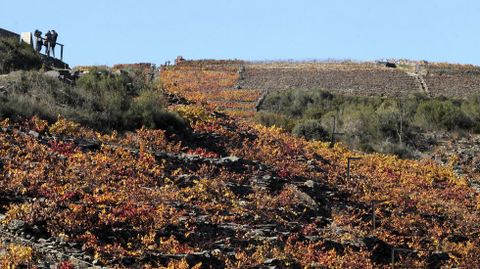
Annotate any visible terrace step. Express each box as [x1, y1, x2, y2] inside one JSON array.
[[408, 72, 431, 97]]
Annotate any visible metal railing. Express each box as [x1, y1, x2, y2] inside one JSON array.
[[35, 36, 64, 61]]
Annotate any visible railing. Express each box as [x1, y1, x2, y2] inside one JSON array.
[[36, 36, 64, 61]]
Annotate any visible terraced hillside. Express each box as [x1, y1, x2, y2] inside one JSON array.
[[425, 64, 480, 97], [160, 61, 480, 119], [239, 62, 422, 97], [1, 61, 479, 268], [1, 104, 479, 268], [161, 60, 262, 118]]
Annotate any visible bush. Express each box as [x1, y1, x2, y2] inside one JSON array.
[[257, 88, 480, 157], [255, 111, 295, 131], [462, 95, 480, 131], [0, 37, 41, 74], [375, 99, 417, 143], [292, 119, 329, 141], [414, 99, 472, 131], [337, 103, 381, 148], [0, 71, 68, 121], [129, 91, 185, 131], [0, 70, 185, 133], [378, 141, 416, 159], [259, 89, 335, 118]]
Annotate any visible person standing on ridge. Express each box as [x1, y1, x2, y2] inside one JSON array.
[[51, 30, 58, 57], [44, 31, 52, 57], [34, 30, 43, 53]]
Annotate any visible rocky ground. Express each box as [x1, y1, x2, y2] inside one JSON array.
[[429, 133, 480, 192]]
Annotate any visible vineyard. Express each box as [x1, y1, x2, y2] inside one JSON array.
[[238, 63, 421, 97], [0, 60, 479, 268], [160, 62, 261, 118], [234, 61, 480, 99], [424, 64, 480, 97]]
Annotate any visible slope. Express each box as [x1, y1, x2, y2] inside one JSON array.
[[0, 62, 478, 268]]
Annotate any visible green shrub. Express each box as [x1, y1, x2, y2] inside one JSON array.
[[337, 103, 381, 147], [128, 90, 185, 130], [257, 87, 480, 157], [303, 106, 326, 120], [414, 99, 471, 131], [375, 99, 417, 143], [462, 95, 480, 131], [259, 89, 335, 119], [292, 119, 329, 141], [0, 38, 41, 74], [379, 142, 415, 159], [0, 71, 69, 121], [255, 111, 295, 131], [0, 70, 185, 133]]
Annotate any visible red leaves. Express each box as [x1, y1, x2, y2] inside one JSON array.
[[111, 202, 155, 220], [49, 140, 76, 157], [56, 261, 75, 269], [277, 167, 291, 179]]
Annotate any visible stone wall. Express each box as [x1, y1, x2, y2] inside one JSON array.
[[0, 28, 20, 39], [239, 64, 421, 97], [425, 65, 480, 97]]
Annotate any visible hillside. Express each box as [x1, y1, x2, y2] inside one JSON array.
[[0, 61, 478, 268], [159, 60, 480, 127], [239, 61, 480, 98], [239, 62, 421, 97]]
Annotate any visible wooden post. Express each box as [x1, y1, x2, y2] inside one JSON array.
[[371, 199, 386, 230], [347, 158, 351, 179], [60, 44, 64, 61], [347, 157, 361, 179], [391, 248, 395, 269], [330, 115, 336, 147]]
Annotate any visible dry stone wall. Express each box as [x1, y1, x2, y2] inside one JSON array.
[[0, 28, 20, 39], [425, 65, 480, 97], [239, 64, 421, 97]]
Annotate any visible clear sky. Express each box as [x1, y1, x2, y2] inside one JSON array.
[[2, 0, 479, 67]]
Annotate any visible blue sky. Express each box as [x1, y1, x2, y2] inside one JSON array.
[[2, 0, 479, 67]]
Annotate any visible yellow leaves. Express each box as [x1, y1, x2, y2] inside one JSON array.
[[184, 178, 212, 203], [0, 118, 10, 129], [28, 115, 48, 133], [161, 64, 261, 117], [171, 168, 184, 176], [158, 236, 192, 254], [173, 104, 214, 124], [2, 71, 480, 268], [49, 116, 81, 136], [448, 154, 460, 167], [164, 258, 201, 269], [136, 128, 167, 151], [3, 204, 33, 224], [140, 231, 156, 249], [68, 201, 82, 212], [0, 242, 33, 268]]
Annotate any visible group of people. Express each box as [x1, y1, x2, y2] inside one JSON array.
[[34, 29, 58, 57]]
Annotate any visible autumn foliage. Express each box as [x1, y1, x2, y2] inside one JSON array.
[[0, 60, 478, 268]]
